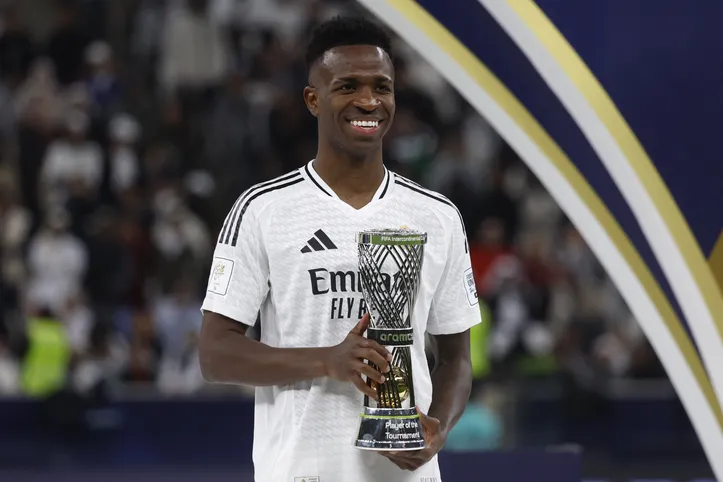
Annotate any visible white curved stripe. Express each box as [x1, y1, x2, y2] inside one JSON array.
[[354, 0, 723, 475], [479, 0, 723, 443]]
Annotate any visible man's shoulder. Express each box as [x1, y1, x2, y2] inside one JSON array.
[[231, 168, 309, 217], [390, 172, 463, 222]]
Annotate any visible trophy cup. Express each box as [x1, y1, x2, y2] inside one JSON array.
[[354, 228, 427, 451]]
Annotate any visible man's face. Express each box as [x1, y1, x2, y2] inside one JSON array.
[[305, 45, 395, 156]]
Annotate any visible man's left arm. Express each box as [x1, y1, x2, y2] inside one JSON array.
[[427, 329, 473, 439], [381, 209, 481, 471]]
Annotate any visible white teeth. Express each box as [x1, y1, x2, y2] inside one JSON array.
[[351, 120, 379, 128]]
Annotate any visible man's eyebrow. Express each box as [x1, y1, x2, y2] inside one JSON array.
[[332, 75, 393, 83]]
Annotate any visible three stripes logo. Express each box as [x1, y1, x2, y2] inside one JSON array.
[[301, 229, 338, 253]]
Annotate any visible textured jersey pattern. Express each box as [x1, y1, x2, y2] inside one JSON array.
[[202, 162, 481, 482]]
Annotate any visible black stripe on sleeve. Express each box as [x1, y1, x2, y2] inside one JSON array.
[[394, 177, 469, 253], [218, 194, 245, 242], [230, 177, 305, 247], [222, 171, 301, 245]]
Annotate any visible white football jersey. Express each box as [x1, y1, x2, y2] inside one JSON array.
[[202, 160, 481, 482]]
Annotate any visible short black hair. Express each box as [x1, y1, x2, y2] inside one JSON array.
[[305, 15, 393, 72]]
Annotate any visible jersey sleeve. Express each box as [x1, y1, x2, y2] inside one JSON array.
[[201, 202, 269, 327], [426, 212, 482, 335]]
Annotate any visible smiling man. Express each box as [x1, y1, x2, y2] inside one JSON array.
[[198, 16, 481, 482]]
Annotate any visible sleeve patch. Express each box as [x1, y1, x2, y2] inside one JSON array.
[[208, 257, 234, 295], [463, 267, 478, 306]]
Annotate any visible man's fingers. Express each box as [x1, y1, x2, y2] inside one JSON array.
[[393, 459, 415, 471], [387, 450, 423, 461], [355, 348, 390, 372], [416, 405, 441, 430], [385, 458, 408, 470], [358, 363, 386, 385], [350, 313, 370, 335], [380, 453, 408, 468], [351, 375, 378, 400], [364, 339, 394, 363]]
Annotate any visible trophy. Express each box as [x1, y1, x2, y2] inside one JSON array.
[[354, 228, 427, 451]]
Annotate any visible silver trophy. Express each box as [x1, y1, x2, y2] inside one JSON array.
[[354, 228, 427, 451]]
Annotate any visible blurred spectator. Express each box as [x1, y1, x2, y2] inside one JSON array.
[[159, 0, 230, 98], [44, 1, 90, 86], [476, 161, 519, 245], [123, 311, 160, 384], [461, 107, 502, 176], [84, 208, 134, 317], [107, 113, 141, 197], [0, 3, 35, 89], [0, 169, 31, 326], [19, 307, 72, 398], [14, 57, 64, 133], [485, 255, 528, 366], [153, 277, 203, 394], [0, 320, 19, 395], [202, 69, 260, 222], [519, 176, 561, 234], [0, 80, 15, 153], [130, 0, 166, 83], [556, 222, 602, 288], [266, 90, 318, 173], [247, 29, 295, 92], [393, 56, 443, 135], [425, 127, 474, 195], [237, 0, 314, 50], [39, 109, 102, 209], [384, 107, 438, 179], [72, 320, 129, 396], [445, 384, 504, 451], [470, 217, 511, 296], [84, 40, 122, 121], [151, 188, 211, 291], [26, 209, 88, 315], [59, 293, 94, 356]]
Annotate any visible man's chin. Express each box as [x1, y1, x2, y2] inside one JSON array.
[[330, 143, 379, 162], [344, 137, 382, 154]]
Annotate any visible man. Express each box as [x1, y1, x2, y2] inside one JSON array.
[[198, 16, 481, 482]]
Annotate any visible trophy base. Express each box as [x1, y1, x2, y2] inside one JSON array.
[[354, 407, 426, 451]]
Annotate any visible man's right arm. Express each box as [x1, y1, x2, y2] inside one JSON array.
[[198, 311, 392, 396], [198, 194, 328, 387], [198, 311, 328, 386], [199, 195, 390, 395]]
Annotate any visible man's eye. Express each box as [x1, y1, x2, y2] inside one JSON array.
[[377, 85, 392, 93], [340, 84, 354, 91]]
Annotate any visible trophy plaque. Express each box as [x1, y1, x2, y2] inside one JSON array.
[[354, 228, 427, 451]]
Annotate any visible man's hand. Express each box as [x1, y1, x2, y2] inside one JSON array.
[[322, 313, 392, 400], [380, 406, 446, 471]]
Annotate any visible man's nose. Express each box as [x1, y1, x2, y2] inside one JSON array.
[[353, 87, 380, 110]]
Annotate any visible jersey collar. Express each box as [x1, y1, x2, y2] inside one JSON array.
[[304, 159, 392, 203]]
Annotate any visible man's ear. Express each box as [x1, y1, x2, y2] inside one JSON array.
[[303, 86, 319, 117]]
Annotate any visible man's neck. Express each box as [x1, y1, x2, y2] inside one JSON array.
[[313, 142, 386, 204]]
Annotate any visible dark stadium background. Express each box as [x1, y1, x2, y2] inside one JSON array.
[[0, 0, 714, 481]]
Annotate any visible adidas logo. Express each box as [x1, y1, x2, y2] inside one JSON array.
[[301, 229, 337, 253]]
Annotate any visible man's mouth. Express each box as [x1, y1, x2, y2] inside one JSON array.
[[348, 119, 382, 134]]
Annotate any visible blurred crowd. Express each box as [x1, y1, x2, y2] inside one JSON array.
[[0, 0, 665, 406]]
